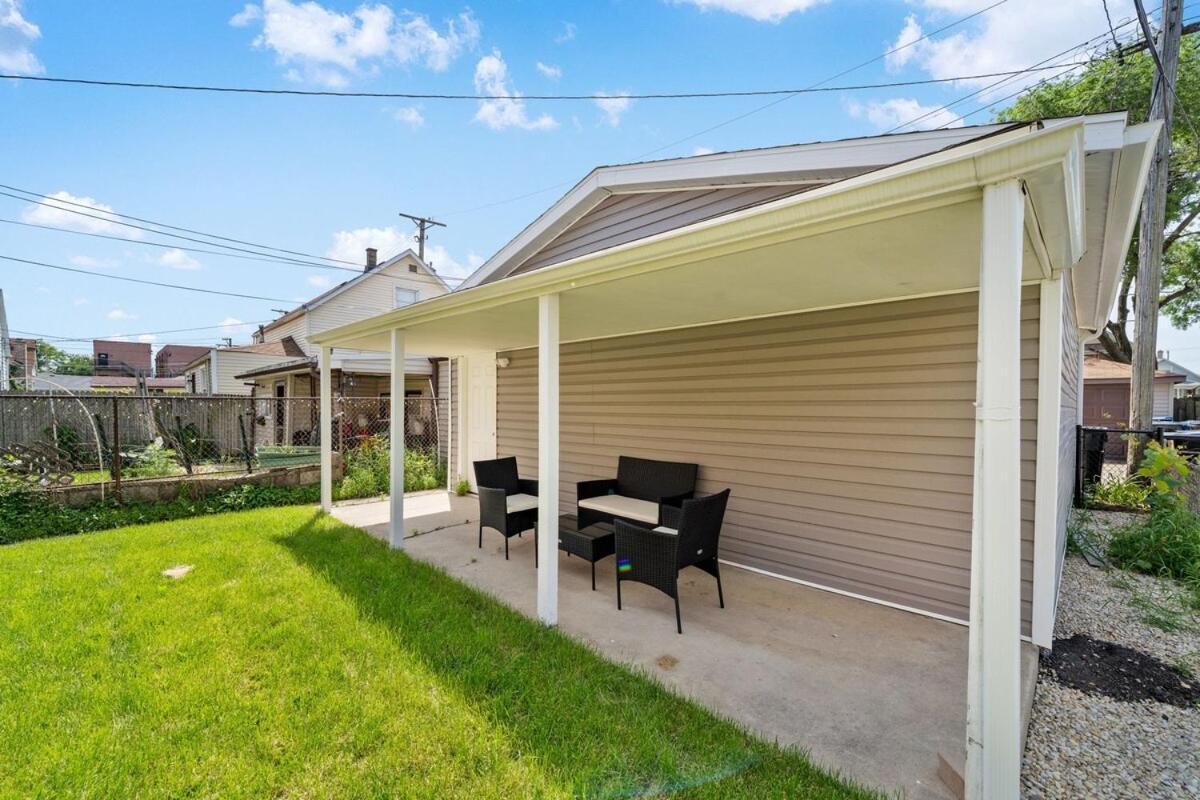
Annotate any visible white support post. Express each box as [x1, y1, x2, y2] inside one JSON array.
[[390, 328, 406, 549], [537, 294, 560, 625], [965, 179, 1025, 800], [319, 345, 333, 513], [1032, 276, 1064, 648], [445, 358, 454, 491]]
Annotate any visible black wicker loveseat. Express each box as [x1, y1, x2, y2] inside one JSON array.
[[576, 455, 698, 529]]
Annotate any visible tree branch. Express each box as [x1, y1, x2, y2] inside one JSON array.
[[1164, 203, 1200, 251], [1159, 283, 1195, 308]]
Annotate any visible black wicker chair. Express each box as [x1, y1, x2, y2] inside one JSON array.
[[473, 457, 539, 563], [577, 456, 697, 529], [614, 489, 730, 634]]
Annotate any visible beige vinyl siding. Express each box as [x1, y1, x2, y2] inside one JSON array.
[[306, 262, 446, 339], [1056, 277, 1083, 598], [496, 290, 1040, 628], [214, 351, 292, 395], [513, 186, 810, 275], [267, 315, 310, 355], [436, 359, 450, 469]]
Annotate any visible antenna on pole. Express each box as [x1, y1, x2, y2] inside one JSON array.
[[397, 212, 446, 262]]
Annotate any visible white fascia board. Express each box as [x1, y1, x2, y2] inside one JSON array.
[[457, 124, 1020, 290], [313, 122, 1087, 350], [1043, 111, 1129, 151], [1081, 120, 1161, 333]]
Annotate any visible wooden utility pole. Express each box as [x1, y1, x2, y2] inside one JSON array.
[[1130, 0, 1183, 469], [397, 212, 445, 262]]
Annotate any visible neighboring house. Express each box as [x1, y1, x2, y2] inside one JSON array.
[[1082, 352, 1186, 425], [184, 247, 449, 411], [1157, 350, 1200, 398], [27, 374, 186, 393], [93, 339, 151, 377], [312, 113, 1159, 794], [7, 337, 37, 387], [155, 344, 209, 378]]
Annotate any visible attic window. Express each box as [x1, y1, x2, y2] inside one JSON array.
[[408, 264, 418, 273], [394, 287, 418, 308]]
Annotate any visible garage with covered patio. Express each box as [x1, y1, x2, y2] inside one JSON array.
[[312, 115, 1156, 799]]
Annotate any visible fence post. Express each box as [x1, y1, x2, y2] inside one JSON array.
[[111, 396, 122, 503]]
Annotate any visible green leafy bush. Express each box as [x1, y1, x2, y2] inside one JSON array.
[[123, 441, 179, 479], [1107, 442, 1200, 599], [455, 477, 471, 497], [0, 476, 319, 546], [1087, 476, 1151, 510], [333, 435, 446, 501]]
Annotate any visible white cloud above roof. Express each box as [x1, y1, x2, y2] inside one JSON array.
[[844, 97, 964, 131], [21, 191, 139, 238], [0, 0, 42, 75], [231, 0, 480, 87], [593, 92, 633, 127], [473, 50, 557, 131], [669, 0, 827, 23]]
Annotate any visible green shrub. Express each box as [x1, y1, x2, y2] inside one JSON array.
[[1087, 476, 1151, 510], [0, 476, 319, 546], [1107, 442, 1200, 600], [123, 441, 179, 479], [455, 477, 471, 497], [333, 435, 446, 501]]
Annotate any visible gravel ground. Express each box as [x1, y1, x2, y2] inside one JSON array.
[[1022, 510, 1200, 799]]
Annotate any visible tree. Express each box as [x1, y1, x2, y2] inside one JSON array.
[[998, 35, 1200, 362], [35, 341, 94, 375]]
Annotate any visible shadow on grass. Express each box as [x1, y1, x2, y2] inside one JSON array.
[[277, 514, 877, 799]]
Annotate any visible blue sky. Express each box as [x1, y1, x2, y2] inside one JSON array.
[[1, 0, 1196, 364]]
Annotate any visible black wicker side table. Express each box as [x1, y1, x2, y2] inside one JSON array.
[[557, 514, 615, 591]]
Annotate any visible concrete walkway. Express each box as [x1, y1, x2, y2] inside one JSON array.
[[331, 494, 1031, 800]]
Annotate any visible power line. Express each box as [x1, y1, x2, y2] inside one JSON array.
[[0, 183, 364, 268], [0, 63, 1106, 102], [0, 254, 292, 303], [0, 217, 360, 273], [437, 0, 1013, 218], [11, 320, 272, 343], [888, 9, 1153, 133]]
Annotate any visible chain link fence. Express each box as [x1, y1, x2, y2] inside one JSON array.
[[0, 394, 445, 497]]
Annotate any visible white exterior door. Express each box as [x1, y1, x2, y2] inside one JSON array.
[[465, 353, 496, 486]]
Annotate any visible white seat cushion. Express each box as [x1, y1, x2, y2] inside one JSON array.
[[578, 494, 659, 524], [505, 493, 538, 513], [652, 526, 677, 535]]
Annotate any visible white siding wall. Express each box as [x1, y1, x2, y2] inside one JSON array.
[[1055, 275, 1084, 616], [213, 352, 293, 395], [306, 260, 447, 340]]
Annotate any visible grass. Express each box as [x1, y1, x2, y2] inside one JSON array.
[[0, 507, 873, 799]]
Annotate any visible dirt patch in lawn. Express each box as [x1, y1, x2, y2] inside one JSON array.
[[1045, 634, 1200, 708]]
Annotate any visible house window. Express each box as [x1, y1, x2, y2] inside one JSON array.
[[394, 287, 418, 307], [96, 353, 109, 366]]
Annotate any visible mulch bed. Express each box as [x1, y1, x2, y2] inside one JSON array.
[[1045, 634, 1200, 709]]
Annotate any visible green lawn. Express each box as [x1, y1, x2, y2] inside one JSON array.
[[0, 508, 874, 799]]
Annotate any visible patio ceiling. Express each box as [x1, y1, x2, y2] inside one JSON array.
[[312, 118, 1152, 356]]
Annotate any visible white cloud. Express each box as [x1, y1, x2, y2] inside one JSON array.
[[669, 0, 827, 23], [885, 15, 923, 72], [307, 274, 332, 288], [21, 190, 139, 238], [0, 0, 42, 75], [137, 334, 157, 344], [392, 105, 425, 128], [325, 225, 472, 278], [882, 1, 1133, 97], [691, 146, 716, 156], [69, 254, 119, 270], [553, 21, 576, 43], [229, 3, 262, 27], [232, 0, 480, 87], [107, 308, 136, 321], [218, 317, 245, 337], [158, 248, 201, 270], [473, 50, 557, 131], [593, 91, 633, 127], [845, 97, 964, 131], [535, 61, 562, 80]]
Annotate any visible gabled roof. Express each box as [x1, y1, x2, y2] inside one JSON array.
[[459, 123, 1022, 289], [1083, 353, 1187, 383], [182, 336, 306, 371], [262, 250, 449, 334]]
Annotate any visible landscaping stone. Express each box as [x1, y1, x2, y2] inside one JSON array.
[[1021, 510, 1200, 799], [162, 564, 193, 580]]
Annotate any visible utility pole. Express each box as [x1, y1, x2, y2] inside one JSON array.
[[1130, 0, 1182, 470], [398, 212, 446, 262]]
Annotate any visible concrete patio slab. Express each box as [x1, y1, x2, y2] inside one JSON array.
[[331, 494, 1035, 800]]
